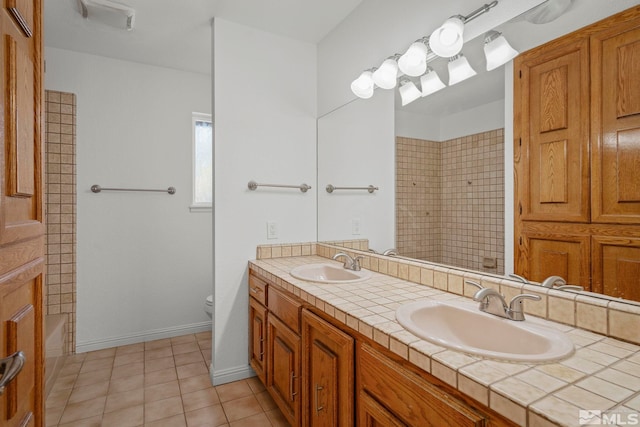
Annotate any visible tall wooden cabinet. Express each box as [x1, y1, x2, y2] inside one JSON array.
[[514, 6, 640, 301]]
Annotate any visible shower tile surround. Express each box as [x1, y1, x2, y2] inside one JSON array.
[[396, 130, 505, 274], [45, 90, 77, 354], [254, 241, 640, 426]]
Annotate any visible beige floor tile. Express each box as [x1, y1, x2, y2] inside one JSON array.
[[102, 405, 144, 427], [145, 395, 184, 423], [59, 362, 83, 376], [245, 377, 265, 394], [116, 342, 145, 355], [177, 362, 208, 380], [111, 361, 145, 379], [265, 408, 289, 427], [216, 381, 253, 403], [179, 374, 214, 394], [114, 351, 145, 367], [184, 404, 227, 427], [45, 405, 64, 427], [109, 373, 145, 394], [65, 353, 87, 364], [182, 388, 220, 413], [229, 412, 272, 427], [145, 355, 176, 373], [58, 414, 103, 427], [84, 348, 117, 361], [51, 373, 78, 392], [145, 338, 173, 350], [195, 331, 212, 341], [171, 334, 197, 345], [59, 396, 106, 424], [80, 357, 114, 373], [221, 395, 263, 422], [145, 379, 181, 402], [74, 368, 112, 387], [145, 368, 178, 387], [46, 387, 72, 409], [174, 351, 204, 367], [67, 381, 110, 405], [145, 346, 174, 360], [198, 340, 212, 351], [173, 342, 200, 355], [144, 413, 187, 427], [104, 388, 144, 413], [254, 390, 277, 412]]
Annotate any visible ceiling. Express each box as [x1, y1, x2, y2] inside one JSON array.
[[44, 0, 363, 75]]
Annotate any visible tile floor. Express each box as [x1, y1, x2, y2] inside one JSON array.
[[46, 332, 288, 426]]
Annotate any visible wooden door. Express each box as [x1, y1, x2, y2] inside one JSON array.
[[591, 20, 640, 224], [301, 310, 354, 427], [357, 391, 406, 427], [266, 314, 300, 426], [515, 37, 590, 223], [592, 236, 640, 301], [248, 297, 267, 383], [0, 0, 44, 426]]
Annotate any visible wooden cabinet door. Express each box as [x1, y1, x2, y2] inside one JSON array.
[[249, 297, 267, 384], [0, 1, 44, 427], [592, 236, 640, 301], [520, 229, 591, 288], [267, 314, 300, 426], [301, 310, 354, 427], [591, 21, 640, 224], [515, 37, 590, 223], [357, 391, 406, 427]]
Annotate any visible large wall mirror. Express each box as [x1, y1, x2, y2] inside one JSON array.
[[317, 0, 640, 304]]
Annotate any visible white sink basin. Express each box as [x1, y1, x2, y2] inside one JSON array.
[[395, 300, 574, 363], [290, 263, 371, 284]]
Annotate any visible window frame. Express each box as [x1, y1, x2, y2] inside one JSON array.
[[190, 112, 213, 213]]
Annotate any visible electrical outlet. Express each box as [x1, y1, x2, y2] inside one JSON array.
[[267, 221, 278, 239], [352, 218, 361, 235]]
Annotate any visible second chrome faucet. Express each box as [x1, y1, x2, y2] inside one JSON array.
[[466, 281, 540, 321], [333, 252, 364, 271]]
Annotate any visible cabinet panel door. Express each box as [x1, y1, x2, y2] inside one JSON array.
[[301, 310, 354, 427], [592, 24, 640, 224], [521, 229, 590, 288], [516, 38, 590, 223], [266, 315, 300, 426], [357, 391, 406, 427], [248, 297, 267, 383], [592, 235, 640, 301]]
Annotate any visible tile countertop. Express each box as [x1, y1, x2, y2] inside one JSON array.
[[249, 255, 640, 427]]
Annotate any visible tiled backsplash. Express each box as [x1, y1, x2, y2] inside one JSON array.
[[45, 90, 77, 354], [396, 130, 504, 274]]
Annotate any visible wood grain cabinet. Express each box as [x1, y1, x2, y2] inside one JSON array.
[[515, 6, 640, 300]]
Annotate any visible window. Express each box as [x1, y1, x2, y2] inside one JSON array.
[[191, 112, 212, 212]]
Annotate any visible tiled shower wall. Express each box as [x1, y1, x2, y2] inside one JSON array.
[[396, 129, 504, 274], [45, 90, 77, 353]]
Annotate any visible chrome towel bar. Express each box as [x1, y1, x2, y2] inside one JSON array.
[[91, 185, 176, 195], [248, 180, 311, 193], [326, 184, 378, 193]]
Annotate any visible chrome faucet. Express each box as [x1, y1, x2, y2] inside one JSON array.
[[508, 273, 530, 284], [332, 252, 363, 271], [470, 282, 541, 321], [540, 275, 584, 291], [382, 248, 398, 256]]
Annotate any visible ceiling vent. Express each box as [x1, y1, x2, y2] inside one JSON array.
[[77, 0, 136, 31]]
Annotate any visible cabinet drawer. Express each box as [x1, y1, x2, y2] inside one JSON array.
[[249, 274, 267, 305], [268, 287, 302, 334], [358, 344, 484, 427]]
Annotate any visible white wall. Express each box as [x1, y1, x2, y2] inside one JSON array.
[[317, 92, 395, 251], [213, 19, 317, 384], [45, 47, 213, 352]]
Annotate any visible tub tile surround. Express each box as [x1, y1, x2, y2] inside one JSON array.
[[251, 242, 640, 426]]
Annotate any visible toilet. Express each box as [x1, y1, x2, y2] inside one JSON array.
[[204, 295, 213, 319]]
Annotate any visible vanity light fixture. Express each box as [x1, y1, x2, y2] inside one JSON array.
[[399, 79, 422, 106], [448, 54, 477, 85], [351, 69, 376, 99], [420, 67, 446, 97], [483, 30, 519, 70], [429, 17, 465, 57], [372, 55, 401, 89], [398, 38, 434, 77]]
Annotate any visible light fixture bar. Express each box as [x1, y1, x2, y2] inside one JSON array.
[[462, 1, 499, 24]]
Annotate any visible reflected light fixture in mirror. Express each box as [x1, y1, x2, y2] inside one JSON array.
[[399, 79, 422, 106], [350, 69, 375, 99], [372, 55, 400, 89], [448, 54, 477, 85], [429, 16, 465, 57], [398, 38, 431, 77], [484, 30, 519, 71], [420, 67, 446, 96]]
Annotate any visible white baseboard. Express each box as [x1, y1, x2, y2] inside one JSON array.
[[211, 364, 255, 386], [76, 322, 212, 353]]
